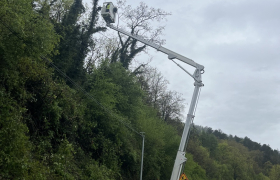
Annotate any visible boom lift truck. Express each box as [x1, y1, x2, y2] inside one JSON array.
[[101, 2, 204, 180]]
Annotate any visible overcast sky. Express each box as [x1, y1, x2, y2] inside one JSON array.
[[87, 0, 280, 150]]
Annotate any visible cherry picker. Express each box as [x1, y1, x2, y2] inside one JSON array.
[[101, 3, 204, 180]]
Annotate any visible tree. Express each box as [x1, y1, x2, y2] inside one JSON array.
[[109, 0, 171, 69], [269, 165, 280, 180], [200, 132, 218, 157], [85, 35, 119, 73], [184, 153, 207, 180], [213, 129, 228, 139], [138, 66, 168, 108], [0, 0, 59, 178], [0, 89, 31, 179], [243, 136, 262, 151], [136, 66, 186, 122], [46, 0, 106, 83], [35, 0, 74, 22], [158, 90, 185, 121]]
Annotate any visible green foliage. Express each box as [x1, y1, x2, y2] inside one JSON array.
[[182, 126, 280, 180], [1, 0, 280, 179], [256, 173, 270, 180], [83, 61, 183, 179], [0, 91, 30, 179], [200, 131, 218, 157], [184, 153, 207, 180], [269, 165, 280, 180], [51, 0, 106, 83]]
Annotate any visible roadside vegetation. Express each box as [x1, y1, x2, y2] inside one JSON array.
[[0, 0, 279, 179]]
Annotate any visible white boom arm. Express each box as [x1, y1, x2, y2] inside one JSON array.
[[102, 6, 204, 179], [107, 24, 204, 70], [107, 23, 204, 180]]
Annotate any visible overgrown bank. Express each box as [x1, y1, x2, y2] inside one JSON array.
[[0, 0, 280, 179]]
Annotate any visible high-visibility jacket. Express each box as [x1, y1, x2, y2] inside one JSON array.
[[106, 4, 110, 9]]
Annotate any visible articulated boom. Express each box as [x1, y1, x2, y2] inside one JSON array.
[[101, 3, 205, 180], [106, 23, 203, 70]]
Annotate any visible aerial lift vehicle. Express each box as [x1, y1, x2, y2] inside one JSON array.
[[100, 2, 204, 180]]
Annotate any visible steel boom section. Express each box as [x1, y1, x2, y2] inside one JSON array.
[[106, 24, 203, 69], [106, 23, 204, 180]]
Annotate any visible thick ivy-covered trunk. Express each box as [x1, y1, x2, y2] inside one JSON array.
[[52, 0, 105, 83]]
